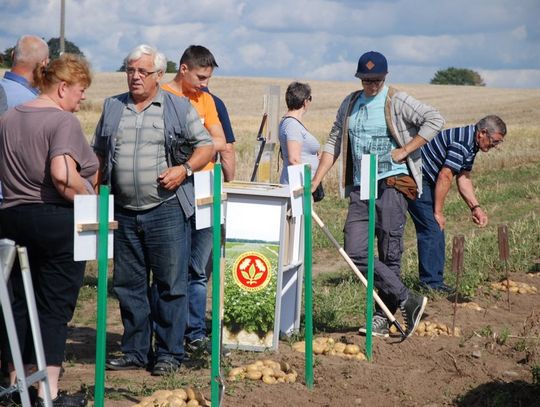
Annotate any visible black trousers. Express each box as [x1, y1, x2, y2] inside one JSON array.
[[0, 203, 85, 366]]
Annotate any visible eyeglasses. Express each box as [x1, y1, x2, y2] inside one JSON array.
[[483, 129, 504, 148], [126, 67, 158, 78], [361, 78, 384, 84], [487, 133, 504, 147]]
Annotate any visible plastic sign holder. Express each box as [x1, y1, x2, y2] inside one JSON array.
[[74, 187, 115, 407], [361, 154, 377, 360]]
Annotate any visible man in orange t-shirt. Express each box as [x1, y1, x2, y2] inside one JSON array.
[[162, 45, 229, 358], [162, 45, 226, 173]]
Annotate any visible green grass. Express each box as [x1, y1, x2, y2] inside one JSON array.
[[311, 193, 348, 249], [532, 365, 540, 385], [311, 270, 365, 332], [306, 158, 540, 329]]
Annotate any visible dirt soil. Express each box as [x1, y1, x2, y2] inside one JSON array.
[[60, 264, 540, 407]]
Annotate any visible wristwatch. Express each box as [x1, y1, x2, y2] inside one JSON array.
[[182, 162, 193, 177]]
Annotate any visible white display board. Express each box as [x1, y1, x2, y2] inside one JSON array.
[[73, 195, 114, 261], [226, 196, 282, 242], [194, 169, 225, 230], [287, 164, 305, 218], [360, 154, 378, 200]]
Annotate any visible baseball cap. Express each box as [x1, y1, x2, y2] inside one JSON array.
[[354, 51, 388, 79]]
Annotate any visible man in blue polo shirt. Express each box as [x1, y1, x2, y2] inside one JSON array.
[[0, 35, 49, 110], [408, 115, 507, 292]]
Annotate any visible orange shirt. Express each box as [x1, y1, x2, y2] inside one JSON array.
[[161, 83, 220, 128], [162, 83, 219, 171]]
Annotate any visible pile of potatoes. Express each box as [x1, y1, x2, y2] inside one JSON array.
[[413, 321, 461, 337], [457, 302, 484, 311], [227, 358, 298, 384], [291, 337, 366, 361], [491, 279, 538, 294], [131, 388, 209, 407]]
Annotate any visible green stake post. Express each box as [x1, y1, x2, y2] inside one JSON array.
[[94, 185, 110, 407], [303, 165, 314, 389], [365, 154, 377, 361], [211, 164, 223, 406]]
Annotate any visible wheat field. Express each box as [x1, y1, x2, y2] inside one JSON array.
[[76, 72, 540, 191]]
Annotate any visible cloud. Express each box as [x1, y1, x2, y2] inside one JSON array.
[[0, 0, 538, 88], [479, 69, 540, 89], [305, 59, 357, 81]]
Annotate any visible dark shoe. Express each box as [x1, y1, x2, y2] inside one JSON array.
[[186, 337, 210, 354], [34, 392, 87, 407], [0, 386, 37, 406], [105, 355, 144, 371], [358, 315, 390, 337], [423, 283, 455, 295], [151, 360, 180, 376], [400, 292, 427, 338], [186, 337, 231, 358], [435, 284, 456, 295]]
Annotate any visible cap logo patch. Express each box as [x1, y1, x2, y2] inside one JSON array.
[[366, 60, 375, 70]]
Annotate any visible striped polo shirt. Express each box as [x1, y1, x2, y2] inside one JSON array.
[[421, 125, 479, 184]]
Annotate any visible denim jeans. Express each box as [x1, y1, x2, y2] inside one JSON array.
[[113, 198, 190, 365], [344, 184, 409, 315], [185, 217, 213, 343], [407, 179, 446, 288]]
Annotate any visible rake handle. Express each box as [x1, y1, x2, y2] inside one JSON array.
[[312, 210, 406, 336]]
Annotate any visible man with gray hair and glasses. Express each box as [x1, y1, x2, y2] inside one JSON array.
[[408, 115, 507, 293], [93, 44, 214, 376]]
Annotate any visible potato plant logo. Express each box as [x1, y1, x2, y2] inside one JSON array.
[[232, 252, 271, 292]]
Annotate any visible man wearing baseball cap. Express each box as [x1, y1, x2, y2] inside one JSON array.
[[311, 51, 445, 338]]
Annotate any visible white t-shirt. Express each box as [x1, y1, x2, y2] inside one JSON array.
[[278, 117, 320, 184]]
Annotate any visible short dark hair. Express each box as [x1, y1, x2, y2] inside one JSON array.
[[285, 82, 311, 110], [179, 45, 218, 69], [476, 115, 507, 136]]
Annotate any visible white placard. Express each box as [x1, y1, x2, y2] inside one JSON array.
[[226, 196, 282, 242], [360, 154, 378, 200], [287, 164, 305, 218], [74, 195, 114, 261], [194, 169, 225, 230]]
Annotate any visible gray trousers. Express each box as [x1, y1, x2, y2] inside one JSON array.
[[344, 184, 409, 315]]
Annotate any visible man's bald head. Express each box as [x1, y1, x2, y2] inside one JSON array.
[[12, 35, 49, 68]]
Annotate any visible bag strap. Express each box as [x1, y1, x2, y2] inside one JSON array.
[[278, 116, 309, 173], [163, 92, 190, 167]]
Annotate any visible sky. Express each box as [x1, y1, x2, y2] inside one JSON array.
[[1, 0, 539, 88]]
